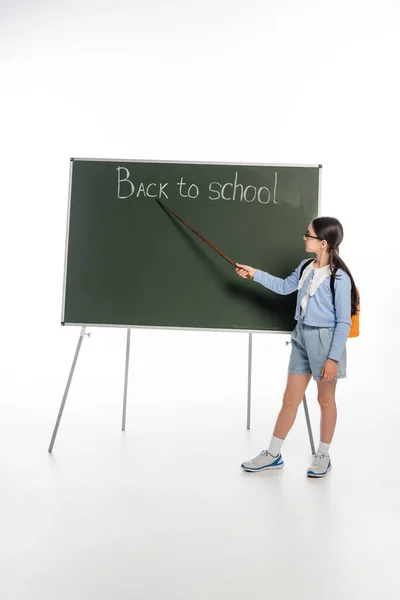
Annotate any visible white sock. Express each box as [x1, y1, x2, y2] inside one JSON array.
[[268, 436, 284, 457], [317, 441, 330, 455]]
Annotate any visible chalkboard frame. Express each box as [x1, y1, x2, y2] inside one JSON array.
[[61, 158, 322, 334]]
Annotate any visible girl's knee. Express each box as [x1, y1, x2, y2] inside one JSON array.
[[317, 395, 336, 409], [282, 393, 304, 410], [316, 381, 337, 408]]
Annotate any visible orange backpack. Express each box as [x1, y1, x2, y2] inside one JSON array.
[[348, 288, 360, 338]]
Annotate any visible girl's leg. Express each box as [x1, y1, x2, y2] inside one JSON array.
[[272, 373, 312, 439], [241, 373, 312, 471], [316, 380, 337, 443]]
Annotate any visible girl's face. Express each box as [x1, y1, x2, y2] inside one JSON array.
[[303, 223, 323, 253]]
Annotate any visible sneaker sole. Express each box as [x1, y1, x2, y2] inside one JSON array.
[[241, 463, 284, 472], [307, 465, 332, 478]]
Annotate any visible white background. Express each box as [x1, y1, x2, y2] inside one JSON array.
[[1, 1, 399, 598]]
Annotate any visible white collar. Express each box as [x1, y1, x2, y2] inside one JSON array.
[[298, 260, 331, 296]]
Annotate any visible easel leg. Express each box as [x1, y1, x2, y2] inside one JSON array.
[[48, 326, 89, 453], [303, 394, 316, 455], [121, 328, 131, 431], [247, 333, 252, 429]]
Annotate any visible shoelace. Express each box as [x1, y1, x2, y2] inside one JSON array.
[[311, 453, 328, 466], [254, 450, 269, 462]]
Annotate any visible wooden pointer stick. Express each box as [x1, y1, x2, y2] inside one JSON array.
[[156, 199, 237, 267]]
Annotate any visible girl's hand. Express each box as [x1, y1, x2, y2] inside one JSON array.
[[235, 263, 256, 280], [321, 359, 338, 381]]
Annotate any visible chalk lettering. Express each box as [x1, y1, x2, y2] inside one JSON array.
[[208, 171, 278, 204], [117, 167, 134, 199], [258, 187, 271, 204], [188, 184, 199, 198], [117, 167, 169, 200], [177, 177, 188, 197], [137, 182, 146, 197], [209, 182, 221, 200]]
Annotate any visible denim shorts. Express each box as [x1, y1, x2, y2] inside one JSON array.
[[288, 317, 347, 381]]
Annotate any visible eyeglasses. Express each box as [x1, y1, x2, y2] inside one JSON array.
[[304, 231, 321, 240]]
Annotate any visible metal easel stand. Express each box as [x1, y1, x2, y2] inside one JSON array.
[[121, 328, 131, 431], [49, 327, 132, 453], [48, 326, 90, 453], [50, 328, 315, 454], [246, 333, 315, 455]]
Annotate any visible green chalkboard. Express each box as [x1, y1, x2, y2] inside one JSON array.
[[62, 159, 321, 332]]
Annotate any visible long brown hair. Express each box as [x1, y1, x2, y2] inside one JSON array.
[[312, 217, 359, 316]]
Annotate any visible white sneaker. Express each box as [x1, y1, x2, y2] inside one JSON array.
[[307, 453, 332, 478], [241, 450, 284, 472]]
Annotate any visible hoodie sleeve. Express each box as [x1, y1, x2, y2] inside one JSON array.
[[253, 260, 308, 296]]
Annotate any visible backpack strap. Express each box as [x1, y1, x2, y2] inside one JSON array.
[[299, 258, 314, 279]]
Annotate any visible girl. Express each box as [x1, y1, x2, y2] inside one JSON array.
[[236, 216, 359, 478]]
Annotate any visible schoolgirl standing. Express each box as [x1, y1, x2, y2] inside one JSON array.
[[236, 217, 359, 477]]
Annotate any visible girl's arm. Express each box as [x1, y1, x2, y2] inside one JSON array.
[[328, 271, 352, 362], [251, 260, 308, 295]]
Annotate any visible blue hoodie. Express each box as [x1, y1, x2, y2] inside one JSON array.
[[253, 259, 351, 362]]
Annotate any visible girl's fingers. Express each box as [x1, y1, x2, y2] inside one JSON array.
[[235, 266, 252, 279], [236, 264, 250, 271]]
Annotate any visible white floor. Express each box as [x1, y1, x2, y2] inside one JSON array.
[[2, 328, 399, 599]]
